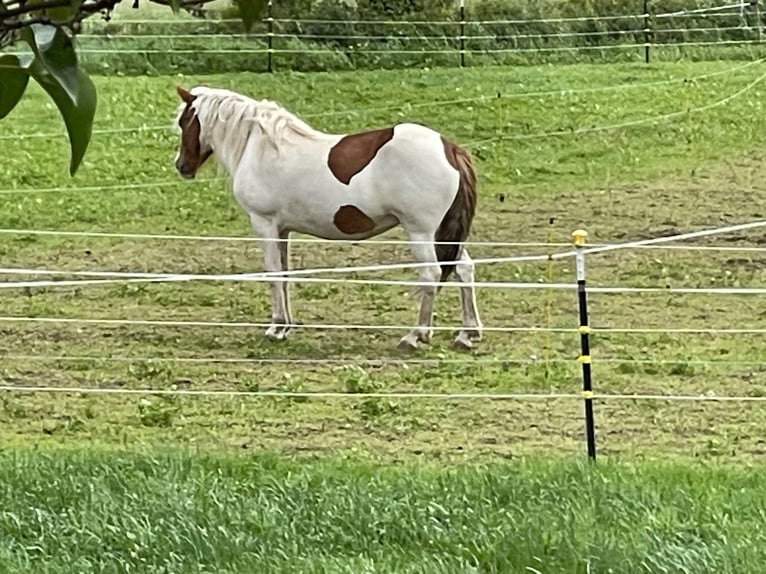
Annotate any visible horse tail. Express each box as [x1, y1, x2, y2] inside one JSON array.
[[435, 138, 477, 283]]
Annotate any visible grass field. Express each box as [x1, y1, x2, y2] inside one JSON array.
[[3, 60, 766, 459], [3, 58, 766, 571], [2, 449, 766, 573]]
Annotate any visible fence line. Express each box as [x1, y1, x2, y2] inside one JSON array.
[[271, 11, 746, 22], [287, 9, 748, 24], [0, 316, 572, 333], [9, 275, 766, 294], [88, 4, 749, 27], [0, 228, 569, 247], [0, 245, 560, 280], [1, 385, 764, 403], [2, 219, 766, 290], [0, 274, 573, 291], [466, 62, 766, 146], [647, 39, 766, 48], [652, 25, 746, 34], [0, 354, 555, 366], [2, 221, 765, 458], [67, 0, 763, 75], [0, 125, 169, 141], [70, 45, 632, 55], [2, 353, 766, 366], [92, 14, 645, 26], [580, 219, 766, 258], [4, 271, 766, 295], [76, 26, 751, 41], [655, 0, 750, 18], [2, 58, 758, 144], [0, 179, 222, 195], [91, 4, 747, 27], [61, 39, 762, 56], [3, 227, 766, 253], [0, 354, 510, 365], [78, 33, 270, 39], [2, 316, 766, 336]]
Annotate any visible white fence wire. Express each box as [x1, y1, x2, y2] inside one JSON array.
[[56, 40, 760, 56], [73, 26, 751, 42], [1, 385, 765, 403], [2, 316, 766, 337], [1, 58, 759, 145], [2, 219, 765, 291], [2, 209, 766, 412], [80, 2, 751, 28], [2, 353, 766, 366], [4, 227, 766, 253]]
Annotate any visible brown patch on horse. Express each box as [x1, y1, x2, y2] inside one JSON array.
[[333, 205, 376, 235], [328, 127, 395, 185], [436, 137, 478, 282], [175, 90, 212, 178]]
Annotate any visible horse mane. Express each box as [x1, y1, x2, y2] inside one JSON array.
[[175, 86, 322, 167]]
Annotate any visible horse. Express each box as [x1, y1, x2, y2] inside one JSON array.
[[172, 85, 482, 350]]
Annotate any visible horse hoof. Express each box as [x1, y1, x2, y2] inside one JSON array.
[[466, 329, 482, 341], [453, 328, 481, 350], [397, 337, 419, 352], [398, 328, 431, 351], [264, 326, 289, 341], [452, 335, 473, 351]]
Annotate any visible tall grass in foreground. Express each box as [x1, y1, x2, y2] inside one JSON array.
[[0, 449, 765, 573]]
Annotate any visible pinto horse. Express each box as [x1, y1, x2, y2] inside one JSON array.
[[173, 85, 482, 350]]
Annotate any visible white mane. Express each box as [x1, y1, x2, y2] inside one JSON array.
[[175, 86, 323, 169]]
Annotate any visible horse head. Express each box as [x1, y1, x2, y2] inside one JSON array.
[[174, 86, 213, 179]]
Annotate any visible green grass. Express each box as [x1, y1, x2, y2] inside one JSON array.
[[1, 449, 766, 573], [3, 61, 765, 194], [5, 48, 766, 574], [3, 61, 766, 461]]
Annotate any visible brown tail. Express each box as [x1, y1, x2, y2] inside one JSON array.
[[435, 138, 477, 282]]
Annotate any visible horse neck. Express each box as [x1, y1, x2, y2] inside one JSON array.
[[205, 116, 259, 177], [203, 98, 322, 175]]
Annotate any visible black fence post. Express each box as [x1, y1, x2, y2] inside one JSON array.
[[573, 229, 597, 461], [267, 0, 274, 73], [643, 0, 651, 63], [459, 0, 466, 67]]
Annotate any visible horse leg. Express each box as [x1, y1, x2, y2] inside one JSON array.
[[277, 229, 294, 335], [452, 247, 483, 350], [398, 233, 442, 351], [250, 216, 290, 340]]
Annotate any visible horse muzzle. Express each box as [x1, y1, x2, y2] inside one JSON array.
[[175, 159, 196, 179]]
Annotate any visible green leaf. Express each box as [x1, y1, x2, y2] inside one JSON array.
[[168, 0, 181, 13], [0, 55, 30, 119], [234, 0, 268, 32], [29, 66, 97, 176], [22, 24, 80, 103], [20, 24, 97, 175]]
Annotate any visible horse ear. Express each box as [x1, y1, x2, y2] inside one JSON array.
[[176, 86, 195, 104]]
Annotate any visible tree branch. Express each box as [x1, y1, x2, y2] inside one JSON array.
[[1, 0, 220, 42]]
